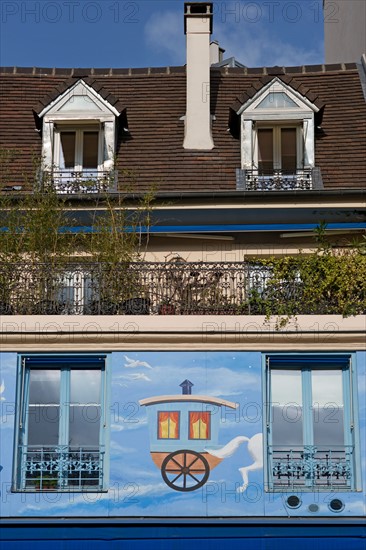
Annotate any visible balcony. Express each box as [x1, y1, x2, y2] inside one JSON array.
[[38, 169, 118, 194], [236, 168, 323, 191], [18, 445, 104, 491], [0, 260, 358, 316], [268, 445, 355, 491]]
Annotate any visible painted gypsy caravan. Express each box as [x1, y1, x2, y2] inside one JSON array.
[[139, 380, 238, 491]]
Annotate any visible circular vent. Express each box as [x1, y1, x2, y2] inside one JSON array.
[[286, 495, 301, 509], [308, 503, 319, 513], [329, 498, 345, 513]]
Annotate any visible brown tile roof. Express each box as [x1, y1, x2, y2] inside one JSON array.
[[0, 64, 365, 193]]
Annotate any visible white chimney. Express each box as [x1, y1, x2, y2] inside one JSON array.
[[210, 40, 225, 65], [183, 2, 214, 150]]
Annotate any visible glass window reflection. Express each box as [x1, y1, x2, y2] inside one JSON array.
[[312, 370, 344, 446], [271, 369, 303, 446]]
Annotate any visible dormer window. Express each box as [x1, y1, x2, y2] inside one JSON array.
[[236, 78, 323, 191], [38, 80, 121, 194], [55, 126, 102, 185], [257, 126, 300, 173]]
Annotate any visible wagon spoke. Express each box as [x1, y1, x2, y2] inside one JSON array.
[[170, 457, 183, 469], [171, 473, 183, 484], [187, 456, 200, 469], [187, 473, 200, 484]]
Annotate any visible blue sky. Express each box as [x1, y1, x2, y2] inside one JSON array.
[[0, 1, 324, 68]]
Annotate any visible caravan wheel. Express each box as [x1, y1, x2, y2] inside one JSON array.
[[161, 450, 210, 492]]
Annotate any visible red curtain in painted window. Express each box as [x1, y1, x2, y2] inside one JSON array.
[[189, 412, 210, 439], [158, 411, 179, 439]]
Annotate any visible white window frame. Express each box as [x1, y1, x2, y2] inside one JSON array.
[[254, 124, 303, 172], [238, 78, 319, 172], [54, 124, 104, 173]]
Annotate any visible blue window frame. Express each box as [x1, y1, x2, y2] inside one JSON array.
[[13, 354, 109, 492], [265, 354, 359, 492]]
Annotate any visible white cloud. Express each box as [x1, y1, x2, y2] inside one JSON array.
[[110, 441, 137, 454], [18, 481, 170, 515], [213, 19, 322, 67], [111, 416, 147, 432], [144, 8, 322, 68], [144, 10, 185, 64]]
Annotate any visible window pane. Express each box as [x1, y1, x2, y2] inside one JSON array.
[[58, 95, 102, 113], [271, 369, 303, 446], [59, 132, 76, 169], [312, 370, 345, 446], [69, 405, 101, 447], [189, 412, 211, 440], [29, 370, 60, 404], [158, 412, 179, 439], [83, 132, 99, 169], [27, 405, 60, 445], [70, 370, 101, 404], [258, 129, 273, 173], [281, 128, 297, 172], [256, 92, 298, 109]]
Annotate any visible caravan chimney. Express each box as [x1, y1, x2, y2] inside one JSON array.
[[183, 2, 214, 150]]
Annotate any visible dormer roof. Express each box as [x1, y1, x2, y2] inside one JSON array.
[[34, 77, 125, 118]]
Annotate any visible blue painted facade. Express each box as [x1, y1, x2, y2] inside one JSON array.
[[1, 519, 366, 550], [1, 350, 365, 522]]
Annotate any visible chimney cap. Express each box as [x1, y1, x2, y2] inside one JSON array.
[[180, 379, 194, 395], [184, 2, 213, 34]]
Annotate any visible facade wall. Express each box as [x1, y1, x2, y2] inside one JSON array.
[[1, 322, 365, 519], [324, 0, 366, 63]]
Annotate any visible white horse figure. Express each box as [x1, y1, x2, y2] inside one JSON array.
[[205, 433, 263, 492]]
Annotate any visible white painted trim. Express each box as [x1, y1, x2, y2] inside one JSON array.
[[237, 77, 319, 115], [40, 81, 118, 173], [239, 78, 317, 171], [1, 316, 365, 351], [39, 80, 120, 118], [139, 395, 238, 409]]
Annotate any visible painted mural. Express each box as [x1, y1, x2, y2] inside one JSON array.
[[0, 350, 365, 518]]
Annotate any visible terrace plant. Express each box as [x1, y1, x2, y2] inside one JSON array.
[[246, 234, 366, 323], [0, 150, 155, 314]]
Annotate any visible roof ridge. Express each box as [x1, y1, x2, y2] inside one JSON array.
[[0, 63, 359, 76]]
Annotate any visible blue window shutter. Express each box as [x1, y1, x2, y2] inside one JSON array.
[[268, 355, 351, 367], [24, 355, 106, 366]]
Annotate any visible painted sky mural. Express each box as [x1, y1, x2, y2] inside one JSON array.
[[0, 350, 365, 517]]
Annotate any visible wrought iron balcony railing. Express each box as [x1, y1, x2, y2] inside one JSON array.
[[38, 169, 118, 194], [0, 260, 349, 316], [236, 167, 323, 191], [268, 445, 354, 491], [18, 445, 105, 491]]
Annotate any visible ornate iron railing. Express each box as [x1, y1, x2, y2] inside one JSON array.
[[38, 169, 118, 194], [18, 445, 104, 491], [236, 167, 323, 191], [0, 260, 340, 316], [268, 445, 354, 491]]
